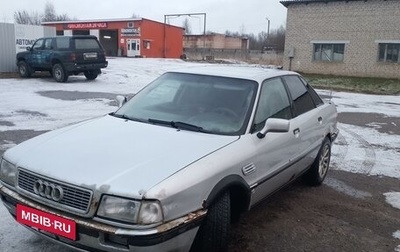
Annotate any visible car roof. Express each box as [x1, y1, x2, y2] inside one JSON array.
[[168, 65, 299, 83]]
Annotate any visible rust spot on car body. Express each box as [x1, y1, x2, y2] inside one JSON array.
[[155, 209, 207, 233]]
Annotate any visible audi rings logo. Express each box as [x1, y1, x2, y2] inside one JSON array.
[[33, 179, 64, 202]]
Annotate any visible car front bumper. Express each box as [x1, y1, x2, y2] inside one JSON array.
[[0, 185, 205, 252]]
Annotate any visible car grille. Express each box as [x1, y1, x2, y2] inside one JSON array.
[[17, 169, 92, 213]]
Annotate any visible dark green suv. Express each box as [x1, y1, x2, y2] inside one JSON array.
[[16, 35, 108, 82]]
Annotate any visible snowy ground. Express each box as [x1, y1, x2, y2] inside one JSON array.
[[0, 58, 399, 251]]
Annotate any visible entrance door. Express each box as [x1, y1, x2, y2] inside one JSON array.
[[127, 39, 140, 57]]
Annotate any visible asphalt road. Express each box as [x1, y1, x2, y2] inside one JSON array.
[[0, 90, 399, 252]]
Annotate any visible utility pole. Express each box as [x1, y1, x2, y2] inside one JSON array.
[[266, 17, 270, 50]]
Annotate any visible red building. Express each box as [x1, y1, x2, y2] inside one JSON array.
[[42, 18, 184, 58]]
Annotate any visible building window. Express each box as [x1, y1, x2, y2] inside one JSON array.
[[144, 41, 151, 49], [379, 43, 400, 63], [313, 44, 345, 62]]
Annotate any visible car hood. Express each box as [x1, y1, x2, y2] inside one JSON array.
[[5, 115, 238, 198]]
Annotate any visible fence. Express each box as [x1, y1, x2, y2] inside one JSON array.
[[183, 48, 284, 66], [0, 23, 55, 73]]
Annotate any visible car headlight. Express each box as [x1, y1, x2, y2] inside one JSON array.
[[97, 195, 163, 225], [0, 158, 17, 186]]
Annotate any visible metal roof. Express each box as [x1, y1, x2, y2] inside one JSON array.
[[41, 18, 141, 25], [280, 0, 373, 7]]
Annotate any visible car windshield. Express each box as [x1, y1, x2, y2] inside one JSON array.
[[114, 72, 258, 135]]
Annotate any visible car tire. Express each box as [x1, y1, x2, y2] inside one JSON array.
[[18, 61, 31, 78], [303, 137, 331, 186], [191, 190, 230, 252], [52, 63, 68, 82], [84, 71, 98, 80]]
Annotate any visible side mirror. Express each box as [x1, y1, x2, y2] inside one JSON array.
[[26, 47, 31, 51], [116, 95, 127, 108], [257, 118, 290, 139]]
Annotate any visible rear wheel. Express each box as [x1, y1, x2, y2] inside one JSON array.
[[52, 63, 68, 82], [191, 190, 230, 252], [17, 61, 31, 78], [303, 137, 331, 186], [84, 71, 98, 80]]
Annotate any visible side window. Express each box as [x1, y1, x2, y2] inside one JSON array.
[[55, 37, 70, 49], [283, 75, 315, 117], [32, 39, 44, 50], [44, 39, 53, 50], [299, 77, 324, 106], [253, 78, 292, 132]]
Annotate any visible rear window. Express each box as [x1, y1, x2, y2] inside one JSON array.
[[74, 39, 101, 50]]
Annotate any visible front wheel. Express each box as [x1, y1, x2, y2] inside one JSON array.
[[303, 138, 331, 186], [52, 63, 68, 82], [17, 61, 31, 78], [191, 190, 230, 252], [84, 71, 98, 80]]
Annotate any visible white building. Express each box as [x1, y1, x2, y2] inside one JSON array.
[[0, 23, 55, 72]]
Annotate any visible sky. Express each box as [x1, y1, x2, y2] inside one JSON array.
[[0, 57, 399, 250], [0, 0, 288, 34]]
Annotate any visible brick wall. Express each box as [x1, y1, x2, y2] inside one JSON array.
[[184, 34, 246, 50], [283, 0, 400, 78]]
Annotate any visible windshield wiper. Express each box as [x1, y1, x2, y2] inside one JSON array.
[[109, 113, 147, 123], [109, 112, 129, 119], [148, 118, 206, 132]]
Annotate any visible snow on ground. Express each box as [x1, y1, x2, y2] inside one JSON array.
[[0, 58, 399, 251], [332, 123, 400, 178], [0, 58, 210, 132], [385, 192, 400, 210], [1, 58, 398, 178], [394, 230, 400, 252], [318, 89, 400, 117]]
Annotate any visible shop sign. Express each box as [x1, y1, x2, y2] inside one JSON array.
[[64, 23, 108, 29], [15, 24, 46, 53], [121, 27, 140, 37]]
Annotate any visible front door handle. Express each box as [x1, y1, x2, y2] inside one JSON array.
[[318, 116, 323, 122], [293, 128, 300, 135]]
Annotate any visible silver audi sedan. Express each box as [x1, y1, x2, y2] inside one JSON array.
[[0, 66, 338, 252]]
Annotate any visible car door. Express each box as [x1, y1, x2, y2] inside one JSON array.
[[249, 77, 302, 205], [28, 39, 45, 68], [282, 75, 324, 174], [40, 38, 54, 69]]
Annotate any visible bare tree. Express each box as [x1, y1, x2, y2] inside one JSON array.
[[182, 18, 191, 35], [267, 25, 286, 52], [131, 13, 141, 18], [14, 10, 42, 25], [14, 1, 70, 24], [55, 13, 70, 21], [239, 24, 246, 36], [42, 1, 56, 22], [42, 1, 70, 22]]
